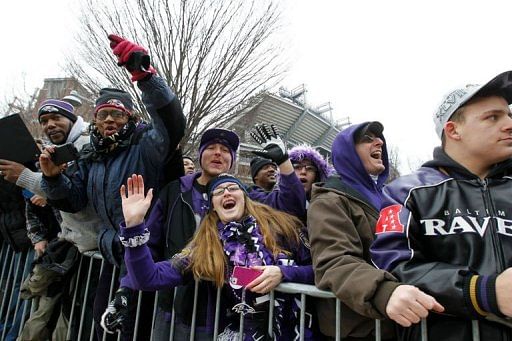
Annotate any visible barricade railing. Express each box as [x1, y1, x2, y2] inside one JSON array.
[[0, 242, 483, 341], [0, 244, 33, 340]]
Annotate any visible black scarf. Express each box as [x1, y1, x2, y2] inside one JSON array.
[[84, 120, 137, 161]]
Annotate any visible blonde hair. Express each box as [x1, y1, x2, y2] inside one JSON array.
[[186, 196, 302, 287]]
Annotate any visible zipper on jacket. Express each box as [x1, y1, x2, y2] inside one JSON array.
[[102, 160, 116, 229], [182, 197, 197, 228], [165, 193, 195, 250], [479, 178, 506, 273]]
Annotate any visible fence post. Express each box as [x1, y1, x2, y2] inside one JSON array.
[[102, 259, 117, 341], [66, 254, 83, 340], [472, 320, 480, 341], [169, 287, 177, 341], [375, 319, 381, 341], [190, 280, 199, 341], [0, 248, 15, 329], [78, 255, 94, 340], [268, 289, 275, 338], [335, 298, 341, 341], [133, 291, 142, 340], [299, 293, 306, 341], [1, 249, 18, 341], [421, 318, 428, 341], [213, 286, 222, 340], [150, 291, 159, 341]]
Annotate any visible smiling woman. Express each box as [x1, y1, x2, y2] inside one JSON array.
[[117, 173, 316, 339], [208, 176, 246, 223]]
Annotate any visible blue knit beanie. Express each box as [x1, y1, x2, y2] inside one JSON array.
[[207, 173, 247, 210]]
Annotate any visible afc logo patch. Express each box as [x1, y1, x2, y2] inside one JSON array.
[[376, 204, 405, 234]]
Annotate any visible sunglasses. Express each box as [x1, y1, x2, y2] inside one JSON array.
[[359, 134, 383, 144]]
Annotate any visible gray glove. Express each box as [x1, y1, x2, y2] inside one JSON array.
[[250, 123, 288, 165]]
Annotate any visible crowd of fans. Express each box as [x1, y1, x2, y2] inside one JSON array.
[[0, 34, 512, 341]]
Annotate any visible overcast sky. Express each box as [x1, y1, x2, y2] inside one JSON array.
[[2, 0, 512, 173]]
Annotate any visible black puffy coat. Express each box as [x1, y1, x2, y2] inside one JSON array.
[[0, 178, 31, 252]]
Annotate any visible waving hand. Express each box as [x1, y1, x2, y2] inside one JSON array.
[[250, 123, 289, 165], [120, 174, 153, 228]]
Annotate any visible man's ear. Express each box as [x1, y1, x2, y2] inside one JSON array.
[[444, 121, 461, 141]]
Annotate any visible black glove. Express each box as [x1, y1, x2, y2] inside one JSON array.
[[250, 123, 288, 165], [100, 287, 132, 334]]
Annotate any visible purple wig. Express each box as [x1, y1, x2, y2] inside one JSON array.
[[288, 144, 335, 182]]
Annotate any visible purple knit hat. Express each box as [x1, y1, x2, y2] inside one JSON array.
[[38, 99, 76, 123], [288, 144, 334, 182], [198, 128, 239, 169]]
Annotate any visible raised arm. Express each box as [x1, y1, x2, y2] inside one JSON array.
[[249, 123, 306, 217], [107, 34, 186, 164], [119, 174, 184, 290]]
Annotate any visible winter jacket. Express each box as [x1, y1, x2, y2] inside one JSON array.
[[25, 197, 61, 245], [0, 177, 31, 252], [16, 117, 103, 253], [120, 170, 306, 320], [308, 178, 398, 339], [308, 122, 397, 339], [121, 171, 307, 265], [371, 147, 512, 341], [41, 76, 185, 262], [120, 216, 313, 339]]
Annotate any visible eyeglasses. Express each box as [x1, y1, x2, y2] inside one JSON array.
[[212, 184, 241, 197], [293, 163, 318, 173], [96, 110, 127, 121]]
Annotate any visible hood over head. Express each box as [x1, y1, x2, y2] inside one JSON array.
[[331, 121, 389, 210]]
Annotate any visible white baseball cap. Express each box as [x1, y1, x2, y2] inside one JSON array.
[[433, 71, 512, 138]]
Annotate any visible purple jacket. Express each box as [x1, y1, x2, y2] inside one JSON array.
[[120, 218, 313, 338], [121, 222, 313, 290], [120, 171, 306, 286]]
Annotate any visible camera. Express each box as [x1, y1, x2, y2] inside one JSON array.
[[50, 143, 79, 165]]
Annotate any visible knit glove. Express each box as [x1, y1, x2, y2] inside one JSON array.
[[108, 34, 156, 82], [100, 287, 132, 334], [250, 123, 289, 165]]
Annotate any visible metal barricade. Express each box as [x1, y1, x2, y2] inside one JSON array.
[[0, 244, 34, 340], [0, 242, 484, 341]]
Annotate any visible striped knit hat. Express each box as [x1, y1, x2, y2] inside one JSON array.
[[38, 99, 76, 123]]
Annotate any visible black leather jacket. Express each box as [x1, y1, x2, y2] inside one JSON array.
[[371, 147, 512, 341]]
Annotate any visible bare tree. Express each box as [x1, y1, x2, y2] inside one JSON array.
[[406, 156, 428, 173], [0, 83, 42, 138], [387, 145, 401, 183], [65, 0, 287, 154]]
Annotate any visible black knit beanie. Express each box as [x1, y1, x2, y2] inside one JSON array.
[[250, 157, 276, 181]]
